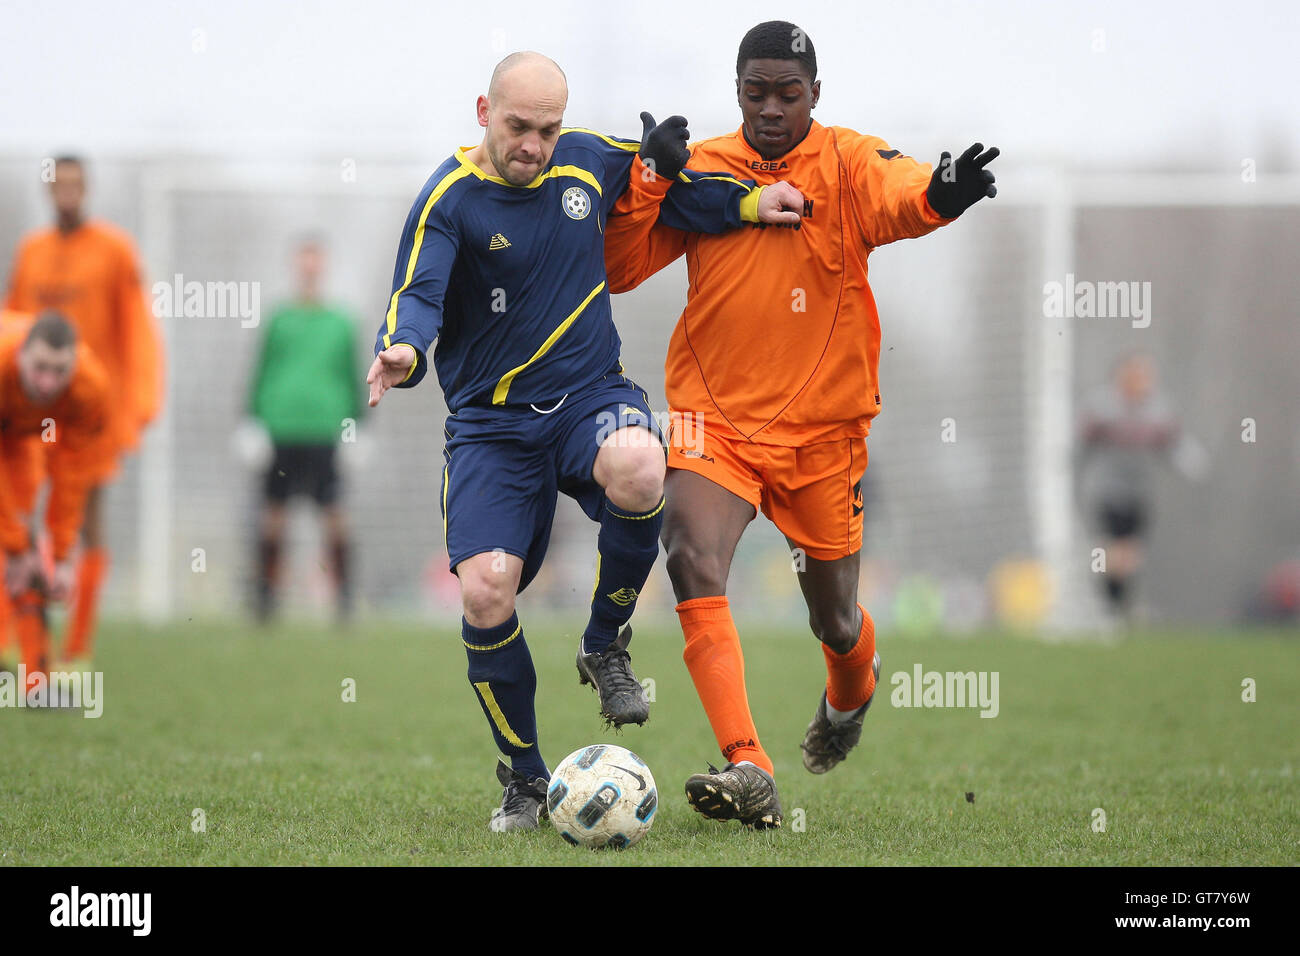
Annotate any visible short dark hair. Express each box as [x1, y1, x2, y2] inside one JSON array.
[[53, 155, 84, 171], [25, 310, 77, 350], [736, 20, 817, 82]]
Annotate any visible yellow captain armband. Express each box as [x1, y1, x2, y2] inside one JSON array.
[[389, 343, 419, 383], [739, 185, 766, 223]]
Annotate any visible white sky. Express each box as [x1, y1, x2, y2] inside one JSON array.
[[1, 0, 1297, 170]]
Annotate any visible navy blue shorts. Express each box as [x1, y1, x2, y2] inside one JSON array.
[[440, 371, 662, 592]]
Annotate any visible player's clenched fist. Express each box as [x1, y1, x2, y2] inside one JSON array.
[[757, 180, 805, 225], [366, 345, 416, 407], [926, 143, 1000, 218]]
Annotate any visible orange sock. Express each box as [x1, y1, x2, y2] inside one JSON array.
[[677, 596, 773, 775], [823, 603, 878, 711], [13, 589, 49, 695], [63, 547, 108, 660]]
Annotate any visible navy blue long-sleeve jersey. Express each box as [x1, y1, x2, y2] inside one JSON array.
[[376, 128, 756, 410]]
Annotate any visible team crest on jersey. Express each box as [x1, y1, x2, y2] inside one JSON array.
[[562, 186, 591, 220]]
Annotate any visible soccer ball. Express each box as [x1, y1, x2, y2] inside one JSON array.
[[546, 744, 658, 849]]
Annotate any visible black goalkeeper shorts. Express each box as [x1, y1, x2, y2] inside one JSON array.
[[264, 443, 340, 506], [1098, 501, 1147, 540]]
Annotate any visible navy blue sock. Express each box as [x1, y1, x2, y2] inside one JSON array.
[[582, 495, 665, 654], [463, 613, 548, 781]]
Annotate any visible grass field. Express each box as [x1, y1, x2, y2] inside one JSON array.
[[2, 618, 1296, 866]]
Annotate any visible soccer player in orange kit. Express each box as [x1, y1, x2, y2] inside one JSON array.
[[5, 156, 162, 669], [604, 20, 999, 828], [0, 309, 29, 672], [0, 312, 113, 695]]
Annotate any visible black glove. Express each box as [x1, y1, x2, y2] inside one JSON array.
[[926, 142, 1000, 218], [638, 111, 690, 181]]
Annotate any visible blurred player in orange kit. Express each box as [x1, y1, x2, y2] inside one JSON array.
[[0, 312, 114, 694], [604, 20, 999, 827], [5, 156, 163, 669], [0, 309, 28, 674]]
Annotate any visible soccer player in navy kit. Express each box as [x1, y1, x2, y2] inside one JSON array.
[[366, 52, 803, 831]]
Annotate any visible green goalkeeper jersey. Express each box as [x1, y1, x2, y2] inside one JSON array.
[[249, 301, 364, 443]]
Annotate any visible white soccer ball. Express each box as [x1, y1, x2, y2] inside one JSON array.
[[546, 744, 658, 849]]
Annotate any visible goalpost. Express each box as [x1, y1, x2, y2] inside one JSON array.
[[129, 160, 1300, 629]]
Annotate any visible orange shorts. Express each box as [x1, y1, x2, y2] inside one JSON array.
[[665, 413, 868, 561]]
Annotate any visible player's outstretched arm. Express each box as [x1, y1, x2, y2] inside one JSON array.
[[605, 113, 806, 292], [926, 143, 1000, 219], [659, 167, 804, 230], [849, 134, 999, 245], [605, 171, 804, 293], [366, 345, 416, 408], [633, 110, 807, 228]]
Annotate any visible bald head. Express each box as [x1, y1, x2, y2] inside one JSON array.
[[488, 51, 568, 106], [474, 51, 569, 185]]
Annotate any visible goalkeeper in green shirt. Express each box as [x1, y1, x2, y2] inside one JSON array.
[[247, 236, 364, 622]]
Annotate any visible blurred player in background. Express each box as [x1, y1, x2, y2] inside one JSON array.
[[0, 312, 113, 695], [605, 20, 999, 828], [246, 236, 363, 623], [0, 309, 25, 672], [366, 51, 801, 832], [5, 156, 162, 670], [1076, 353, 1203, 624]]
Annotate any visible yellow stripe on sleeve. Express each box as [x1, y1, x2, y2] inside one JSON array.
[[384, 167, 473, 343]]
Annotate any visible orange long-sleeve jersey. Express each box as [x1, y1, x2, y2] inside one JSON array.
[[5, 219, 162, 453], [0, 324, 114, 560], [605, 120, 953, 446]]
